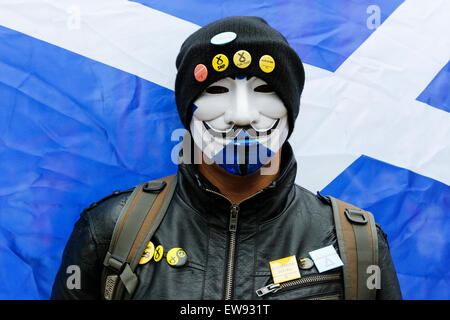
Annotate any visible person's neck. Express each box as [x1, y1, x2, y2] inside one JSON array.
[[198, 149, 282, 204]]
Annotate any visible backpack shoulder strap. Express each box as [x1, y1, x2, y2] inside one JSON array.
[[101, 174, 177, 300], [326, 196, 379, 300]]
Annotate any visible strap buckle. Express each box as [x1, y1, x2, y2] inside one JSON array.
[[143, 180, 167, 193], [103, 252, 127, 273], [345, 208, 368, 225]]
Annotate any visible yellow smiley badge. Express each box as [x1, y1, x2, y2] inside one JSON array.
[[233, 50, 252, 69], [259, 55, 275, 73], [167, 247, 188, 267], [139, 241, 155, 265], [212, 54, 229, 72]]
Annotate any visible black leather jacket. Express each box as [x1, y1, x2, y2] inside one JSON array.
[[51, 143, 402, 300]]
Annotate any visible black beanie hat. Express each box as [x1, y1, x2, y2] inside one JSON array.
[[175, 16, 305, 138]]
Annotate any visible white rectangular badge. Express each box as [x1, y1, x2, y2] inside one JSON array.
[[308, 245, 344, 273]]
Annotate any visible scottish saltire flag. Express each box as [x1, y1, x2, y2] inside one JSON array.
[[0, 0, 448, 300]]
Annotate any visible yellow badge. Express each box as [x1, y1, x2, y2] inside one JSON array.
[[233, 50, 252, 69], [212, 54, 229, 72], [153, 245, 164, 262], [269, 255, 301, 284], [259, 55, 275, 73], [139, 241, 155, 265], [167, 247, 188, 267]]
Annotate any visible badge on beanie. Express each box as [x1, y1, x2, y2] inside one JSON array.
[[194, 64, 208, 82], [212, 53, 229, 72], [259, 55, 275, 73], [233, 50, 252, 69], [210, 31, 237, 45]]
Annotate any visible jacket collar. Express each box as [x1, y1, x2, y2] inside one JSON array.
[[176, 142, 297, 231]]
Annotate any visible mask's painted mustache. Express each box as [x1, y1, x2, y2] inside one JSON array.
[[203, 119, 280, 139]]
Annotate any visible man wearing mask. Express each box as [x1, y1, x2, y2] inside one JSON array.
[[51, 16, 402, 300]]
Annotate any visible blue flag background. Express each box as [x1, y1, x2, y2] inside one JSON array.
[[0, 0, 449, 299]]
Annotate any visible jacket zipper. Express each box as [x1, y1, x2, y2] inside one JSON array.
[[256, 273, 341, 297], [225, 203, 239, 300], [205, 188, 262, 300]]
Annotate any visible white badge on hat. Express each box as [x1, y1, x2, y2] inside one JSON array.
[[210, 31, 237, 45]]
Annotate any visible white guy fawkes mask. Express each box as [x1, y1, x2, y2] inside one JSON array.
[[189, 75, 289, 176]]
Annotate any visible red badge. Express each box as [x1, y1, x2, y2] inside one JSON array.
[[194, 64, 208, 82]]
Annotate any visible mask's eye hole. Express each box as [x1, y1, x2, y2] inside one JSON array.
[[205, 86, 229, 94], [254, 84, 274, 93]]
